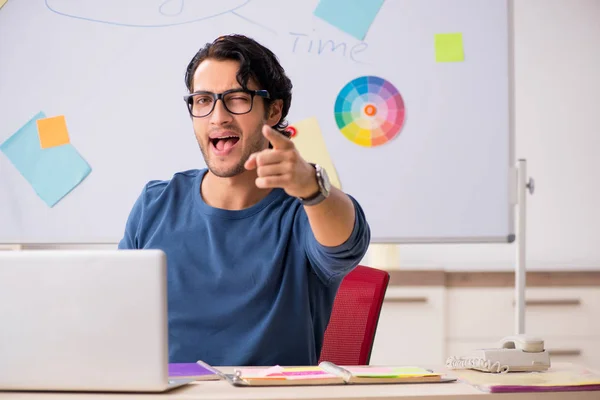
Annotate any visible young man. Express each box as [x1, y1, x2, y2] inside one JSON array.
[[118, 34, 370, 366]]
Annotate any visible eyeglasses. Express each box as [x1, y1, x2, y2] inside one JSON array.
[[183, 88, 270, 118]]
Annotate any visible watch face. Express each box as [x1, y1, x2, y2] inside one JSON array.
[[320, 167, 331, 194]]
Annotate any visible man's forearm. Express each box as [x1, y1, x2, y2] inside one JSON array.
[[303, 187, 356, 247]]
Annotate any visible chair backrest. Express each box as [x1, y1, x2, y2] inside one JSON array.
[[319, 265, 390, 366]]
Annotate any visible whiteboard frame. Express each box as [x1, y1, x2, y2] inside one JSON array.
[[0, 0, 517, 245]]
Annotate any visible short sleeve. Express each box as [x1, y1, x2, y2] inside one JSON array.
[[117, 185, 147, 250]]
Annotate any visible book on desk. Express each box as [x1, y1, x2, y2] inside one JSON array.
[[226, 362, 456, 387], [166, 361, 454, 386]]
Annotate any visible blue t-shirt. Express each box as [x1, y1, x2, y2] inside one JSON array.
[[118, 169, 370, 366]]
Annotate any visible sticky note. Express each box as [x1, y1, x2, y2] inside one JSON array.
[[37, 115, 71, 149], [0, 0, 7, 10], [434, 33, 465, 62], [313, 0, 385, 41], [289, 117, 342, 189], [0, 112, 92, 207], [346, 366, 436, 377]]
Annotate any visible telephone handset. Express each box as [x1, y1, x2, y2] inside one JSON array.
[[446, 334, 551, 373]]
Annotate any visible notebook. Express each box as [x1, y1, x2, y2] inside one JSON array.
[[454, 364, 600, 393], [226, 362, 456, 387], [168, 361, 221, 381]]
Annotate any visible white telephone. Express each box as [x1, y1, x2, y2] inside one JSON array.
[[446, 334, 551, 373]]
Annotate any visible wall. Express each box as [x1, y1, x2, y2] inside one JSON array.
[[11, 0, 600, 271]]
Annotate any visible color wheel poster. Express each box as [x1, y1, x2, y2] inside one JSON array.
[[334, 76, 406, 147]]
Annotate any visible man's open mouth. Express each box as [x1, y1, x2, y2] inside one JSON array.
[[210, 136, 240, 152]]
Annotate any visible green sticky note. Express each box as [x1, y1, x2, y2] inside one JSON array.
[[434, 33, 464, 62]]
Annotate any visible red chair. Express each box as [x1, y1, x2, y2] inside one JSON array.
[[319, 265, 390, 366]]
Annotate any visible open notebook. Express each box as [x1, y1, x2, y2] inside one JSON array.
[[226, 362, 456, 387]]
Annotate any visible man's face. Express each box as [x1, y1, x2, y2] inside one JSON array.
[[190, 59, 279, 178]]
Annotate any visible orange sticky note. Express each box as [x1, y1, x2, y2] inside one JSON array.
[[36, 115, 71, 149]]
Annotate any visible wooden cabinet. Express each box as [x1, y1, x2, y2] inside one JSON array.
[[525, 288, 600, 338], [446, 287, 514, 340], [369, 286, 446, 366], [369, 271, 600, 369], [446, 286, 600, 369]]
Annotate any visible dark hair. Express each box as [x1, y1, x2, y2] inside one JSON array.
[[185, 34, 293, 137]]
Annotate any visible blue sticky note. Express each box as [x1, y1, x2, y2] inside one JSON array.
[[313, 0, 385, 41], [0, 112, 91, 207]]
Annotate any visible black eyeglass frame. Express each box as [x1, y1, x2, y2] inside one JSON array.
[[183, 88, 271, 118]]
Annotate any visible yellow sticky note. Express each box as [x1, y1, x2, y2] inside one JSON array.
[[434, 33, 464, 62], [36, 115, 71, 149], [0, 0, 7, 10], [289, 117, 342, 189]]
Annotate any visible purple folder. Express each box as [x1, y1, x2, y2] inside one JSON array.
[[168, 362, 220, 381], [487, 384, 600, 393]]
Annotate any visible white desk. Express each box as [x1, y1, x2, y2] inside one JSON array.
[[0, 364, 598, 400]]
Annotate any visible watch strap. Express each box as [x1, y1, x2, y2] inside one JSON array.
[[299, 190, 326, 206], [298, 163, 328, 206]]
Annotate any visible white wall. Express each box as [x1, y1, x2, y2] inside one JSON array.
[[367, 0, 600, 271], [15, 0, 600, 271]]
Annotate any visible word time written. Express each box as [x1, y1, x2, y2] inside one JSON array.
[[289, 32, 368, 63]]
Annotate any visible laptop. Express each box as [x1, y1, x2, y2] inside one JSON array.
[[0, 249, 193, 392]]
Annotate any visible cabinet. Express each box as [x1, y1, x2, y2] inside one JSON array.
[[368, 271, 600, 369], [369, 286, 446, 366], [446, 286, 600, 369]]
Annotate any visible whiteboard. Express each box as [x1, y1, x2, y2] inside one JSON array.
[[0, 0, 514, 244]]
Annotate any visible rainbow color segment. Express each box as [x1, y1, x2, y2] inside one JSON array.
[[334, 76, 405, 147]]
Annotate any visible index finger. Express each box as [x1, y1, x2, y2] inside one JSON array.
[[262, 125, 294, 150]]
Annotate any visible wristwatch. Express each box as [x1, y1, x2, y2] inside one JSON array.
[[298, 163, 331, 206]]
